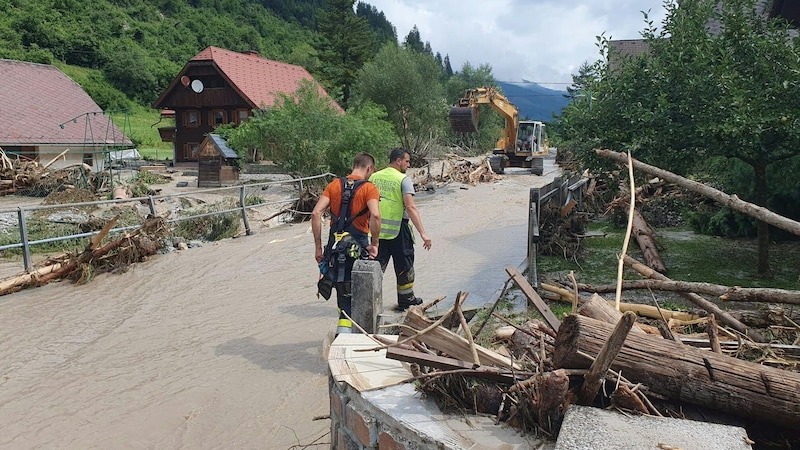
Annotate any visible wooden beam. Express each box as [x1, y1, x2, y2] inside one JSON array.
[[506, 266, 561, 331]]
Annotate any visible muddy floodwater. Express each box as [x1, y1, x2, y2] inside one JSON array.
[[0, 168, 551, 449]]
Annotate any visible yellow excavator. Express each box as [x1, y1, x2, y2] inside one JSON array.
[[449, 86, 548, 175]]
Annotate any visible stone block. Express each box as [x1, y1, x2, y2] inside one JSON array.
[[555, 404, 752, 450], [352, 260, 383, 333]]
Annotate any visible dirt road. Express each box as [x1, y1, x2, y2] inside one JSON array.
[[0, 167, 549, 449]]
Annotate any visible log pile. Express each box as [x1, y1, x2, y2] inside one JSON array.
[[0, 148, 115, 197], [364, 257, 800, 444], [0, 215, 169, 296]]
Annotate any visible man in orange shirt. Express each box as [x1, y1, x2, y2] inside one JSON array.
[[312, 153, 381, 334]]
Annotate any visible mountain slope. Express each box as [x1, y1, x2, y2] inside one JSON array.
[[497, 82, 570, 122]]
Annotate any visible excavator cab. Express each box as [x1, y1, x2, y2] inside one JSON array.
[[516, 121, 546, 156]]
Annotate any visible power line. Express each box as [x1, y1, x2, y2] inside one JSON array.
[[496, 80, 575, 85]]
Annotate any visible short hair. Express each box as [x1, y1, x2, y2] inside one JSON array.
[[352, 152, 375, 169], [388, 147, 409, 163]]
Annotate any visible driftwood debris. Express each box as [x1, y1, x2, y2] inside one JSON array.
[[632, 208, 666, 273], [553, 314, 800, 428], [623, 255, 765, 342], [398, 305, 521, 370], [578, 311, 637, 405], [540, 283, 698, 324], [596, 149, 800, 237], [577, 294, 649, 335], [575, 278, 800, 305], [0, 215, 168, 296], [506, 266, 561, 331], [410, 155, 502, 189]]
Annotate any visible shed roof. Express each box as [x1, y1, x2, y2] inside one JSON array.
[[0, 59, 131, 147], [207, 134, 239, 159]]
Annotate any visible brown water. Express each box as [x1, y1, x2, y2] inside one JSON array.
[[0, 170, 549, 449]]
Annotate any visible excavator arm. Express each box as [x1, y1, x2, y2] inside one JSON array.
[[449, 87, 519, 151]]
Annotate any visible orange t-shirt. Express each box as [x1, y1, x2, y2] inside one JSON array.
[[322, 175, 379, 234]]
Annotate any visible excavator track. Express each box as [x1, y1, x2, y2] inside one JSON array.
[[448, 107, 478, 133]]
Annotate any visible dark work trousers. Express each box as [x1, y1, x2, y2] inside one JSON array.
[[377, 219, 417, 305], [325, 229, 368, 334]]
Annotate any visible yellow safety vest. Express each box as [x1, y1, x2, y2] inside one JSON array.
[[369, 167, 406, 240]]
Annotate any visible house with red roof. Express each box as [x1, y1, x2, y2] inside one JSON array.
[[0, 59, 132, 170], [152, 46, 341, 164]]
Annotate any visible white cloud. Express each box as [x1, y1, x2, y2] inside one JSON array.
[[363, 0, 667, 89]]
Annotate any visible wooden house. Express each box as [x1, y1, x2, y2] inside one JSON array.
[[0, 59, 132, 170], [152, 47, 341, 164], [196, 134, 240, 187]]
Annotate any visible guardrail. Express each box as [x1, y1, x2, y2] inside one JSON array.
[[0, 173, 334, 272], [527, 174, 590, 287]]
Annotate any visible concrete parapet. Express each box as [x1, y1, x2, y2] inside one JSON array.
[[352, 260, 383, 333]]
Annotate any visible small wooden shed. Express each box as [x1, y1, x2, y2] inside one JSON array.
[[197, 134, 240, 187]]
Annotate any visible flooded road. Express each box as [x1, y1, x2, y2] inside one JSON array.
[[0, 167, 554, 449]]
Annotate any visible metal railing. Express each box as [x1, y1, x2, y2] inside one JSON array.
[[527, 174, 590, 286], [0, 173, 334, 272]]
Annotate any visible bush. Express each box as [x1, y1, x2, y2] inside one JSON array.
[[173, 209, 241, 242]]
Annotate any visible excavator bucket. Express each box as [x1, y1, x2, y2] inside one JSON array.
[[449, 106, 479, 133]]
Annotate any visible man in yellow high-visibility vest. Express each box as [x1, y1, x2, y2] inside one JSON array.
[[369, 148, 432, 311]]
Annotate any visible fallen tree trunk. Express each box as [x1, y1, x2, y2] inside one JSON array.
[[542, 282, 700, 322], [553, 314, 800, 428], [578, 294, 649, 335], [576, 278, 800, 305], [0, 263, 63, 295], [596, 149, 800, 237], [623, 255, 765, 342], [632, 209, 666, 273]]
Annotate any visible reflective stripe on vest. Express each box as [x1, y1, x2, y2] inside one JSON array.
[[369, 167, 406, 240]]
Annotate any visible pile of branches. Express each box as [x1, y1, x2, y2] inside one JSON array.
[[0, 148, 122, 198], [372, 273, 800, 445], [410, 154, 502, 189], [0, 214, 169, 296]]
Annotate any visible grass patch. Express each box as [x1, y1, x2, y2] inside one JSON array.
[[110, 107, 173, 161], [537, 219, 800, 290]]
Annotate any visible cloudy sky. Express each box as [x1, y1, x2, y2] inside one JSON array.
[[363, 0, 668, 90]]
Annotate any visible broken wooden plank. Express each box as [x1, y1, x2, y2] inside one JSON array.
[[402, 306, 522, 370], [506, 266, 561, 331], [578, 311, 637, 404], [385, 347, 532, 383]]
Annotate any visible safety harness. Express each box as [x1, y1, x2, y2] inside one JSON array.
[[321, 177, 369, 290]]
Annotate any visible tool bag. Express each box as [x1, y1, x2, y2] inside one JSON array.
[[317, 178, 369, 299]]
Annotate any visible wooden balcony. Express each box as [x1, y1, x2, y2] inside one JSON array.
[[158, 127, 176, 142]]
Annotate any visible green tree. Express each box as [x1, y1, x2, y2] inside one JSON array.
[[317, 0, 377, 107], [356, 1, 397, 51], [558, 0, 800, 276], [351, 43, 446, 160], [402, 25, 425, 53], [227, 80, 395, 177], [443, 55, 453, 78]]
